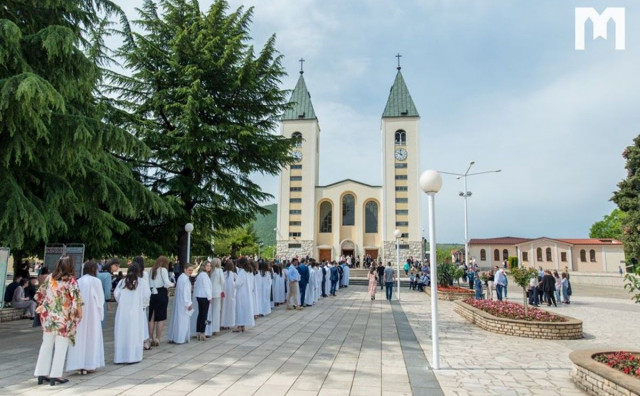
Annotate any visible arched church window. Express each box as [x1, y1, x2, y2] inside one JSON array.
[[480, 249, 486, 261], [502, 249, 509, 260], [342, 194, 355, 226], [546, 248, 552, 261], [536, 248, 543, 261], [580, 249, 586, 262], [493, 249, 499, 261], [365, 201, 378, 233], [292, 132, 303, 147], [394, 130, 406, 145], [319, 202, 332, 233], [589, 249, 596, 262]]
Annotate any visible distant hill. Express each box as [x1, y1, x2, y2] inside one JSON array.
[[253, 203, 277, 246]]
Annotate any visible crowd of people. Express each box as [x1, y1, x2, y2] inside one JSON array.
[[26, 254, 353, 386]]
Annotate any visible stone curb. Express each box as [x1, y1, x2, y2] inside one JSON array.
[[569, 349, 640, 396]]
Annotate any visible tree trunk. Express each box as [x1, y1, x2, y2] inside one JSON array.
[[177, 229, 189, 265]]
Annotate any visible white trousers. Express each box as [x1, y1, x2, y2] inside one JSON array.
[[34, 332, 70, 378]]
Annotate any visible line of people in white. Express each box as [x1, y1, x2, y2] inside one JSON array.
[[62, 256, 344, 376]]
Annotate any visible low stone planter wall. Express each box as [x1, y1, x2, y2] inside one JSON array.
[[570, 349, 640, 396], [425, 287, 474, 301], [0, 307, 25, 322], [454, 300, 583, 340]]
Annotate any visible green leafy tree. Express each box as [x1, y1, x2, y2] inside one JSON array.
[[213, 225, 259, 258], [111, 0, 295, 264], [612, 135, 640, 303], [0, 0, 162, 267], [437, 262, 464, 288], [510, 266, 538, 315], [589, 208, 626, 239]]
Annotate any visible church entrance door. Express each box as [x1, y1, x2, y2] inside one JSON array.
[[318, 249, 331, 263], [341, 249, 354, 258], [365, 249, 378, 261]]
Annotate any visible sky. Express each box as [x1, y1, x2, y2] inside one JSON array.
[[111, 0, 640, 243]]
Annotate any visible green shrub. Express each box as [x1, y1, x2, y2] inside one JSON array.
[[508, 256, 519, 269]]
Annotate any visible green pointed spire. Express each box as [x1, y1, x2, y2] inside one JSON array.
[[382, 70, 419, 118], [282, 73, 317, 120]]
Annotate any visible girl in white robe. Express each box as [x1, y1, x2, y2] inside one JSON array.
[[167, 265, 194, 344], [114, 265, 151, 364], [323, 264, 331, 297], [234, 258, 255, 331], [208, 258, 224, 335], [254, 269, 264, 315], [220, 260, 237, 329], [249, 262, 258, 318], [258, 262, 272, 315], [67, 263, 105, 373]]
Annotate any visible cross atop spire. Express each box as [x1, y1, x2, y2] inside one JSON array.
[[395, 53, 402, 70], [299, 58, 305, 74]]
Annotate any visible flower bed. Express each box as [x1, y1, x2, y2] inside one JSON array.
[[454, 300, 582, 339], [462, 298, 566, 322], [594, 351, 640, 378], [570, 350, 640, 396], [425, 285, 474, 301]]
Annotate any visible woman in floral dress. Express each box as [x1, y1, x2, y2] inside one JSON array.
[[34, 256, 83, 386]]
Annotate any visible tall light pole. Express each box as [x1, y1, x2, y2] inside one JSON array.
[[420, 169, 442, 370], [394, 229, 402, 300], [185, 223, 194, 264], [440, 162, 501, 267]]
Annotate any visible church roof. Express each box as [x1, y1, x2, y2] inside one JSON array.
[[382, 70, 419, 118], [282, 73, 317, 121], [317, 179, 382, 189]]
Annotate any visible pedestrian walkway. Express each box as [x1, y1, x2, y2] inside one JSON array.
[[0, 286, 441, 396], [1, 283, 637, 395]]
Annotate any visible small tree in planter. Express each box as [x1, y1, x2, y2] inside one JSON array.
[[438, 262, 465, 287], [510, 266, 538, 315]]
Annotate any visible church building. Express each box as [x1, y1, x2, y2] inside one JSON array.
[[275, 64, 423, 264]]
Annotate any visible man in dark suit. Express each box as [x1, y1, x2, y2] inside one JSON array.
[[321, 261, 328, 297], [297, 259, 310, 306], [329, 262, 339, 296]]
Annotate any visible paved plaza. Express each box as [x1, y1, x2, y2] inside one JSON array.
[[0, 282, 638, 396]]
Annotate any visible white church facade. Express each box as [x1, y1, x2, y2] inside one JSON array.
[[275, 65, 423, 264]]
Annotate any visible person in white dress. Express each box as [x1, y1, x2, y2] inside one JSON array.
[[167, 264, 193, 344], [148, 256, 174, 346], [208, 258, 224, 335], [234, 258, 255, 332], [220, 260, 237, 330], [131, 256, 152, 350], [248, 260, 258, 319], [323, 262, 331, 297], [258, 261, 272, 315], [66, 261, 105, 374], [114, 264, 151, 364], [342, 263, 350, 288], [191, 262, 212, 341], [254, 263, 264, 315]]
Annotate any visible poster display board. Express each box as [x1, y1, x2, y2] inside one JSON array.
[[65, 244, 85, 278], [0, 248, 10, 309], [44, 244, 85, 278], [44, 244, 65, 272]]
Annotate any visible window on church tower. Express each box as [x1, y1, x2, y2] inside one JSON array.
[[394, 130, 406, 145], [292, 132, 303, 147], [395, 186, 408, 191], [365, 201, 378, 233], [320, 202, 332, 233], [342, 194, 355, 226]]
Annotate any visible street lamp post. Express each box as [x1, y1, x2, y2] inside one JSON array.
[[440, 162, 501, 267], [420, 169, 442, 370], [185, 223, 194, 264], [394, 229, 402, 300]]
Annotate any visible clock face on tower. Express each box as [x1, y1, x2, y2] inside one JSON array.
[[292, 150, 303, 162], [395, 148, 408, 161]]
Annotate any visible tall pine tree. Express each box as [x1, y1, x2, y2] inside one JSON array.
[[0, 0, 163, 263], [111, 0, 295, 264]]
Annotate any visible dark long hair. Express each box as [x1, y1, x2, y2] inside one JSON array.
[[52, 256, 75, 280], [123, 262, 139, 290]]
